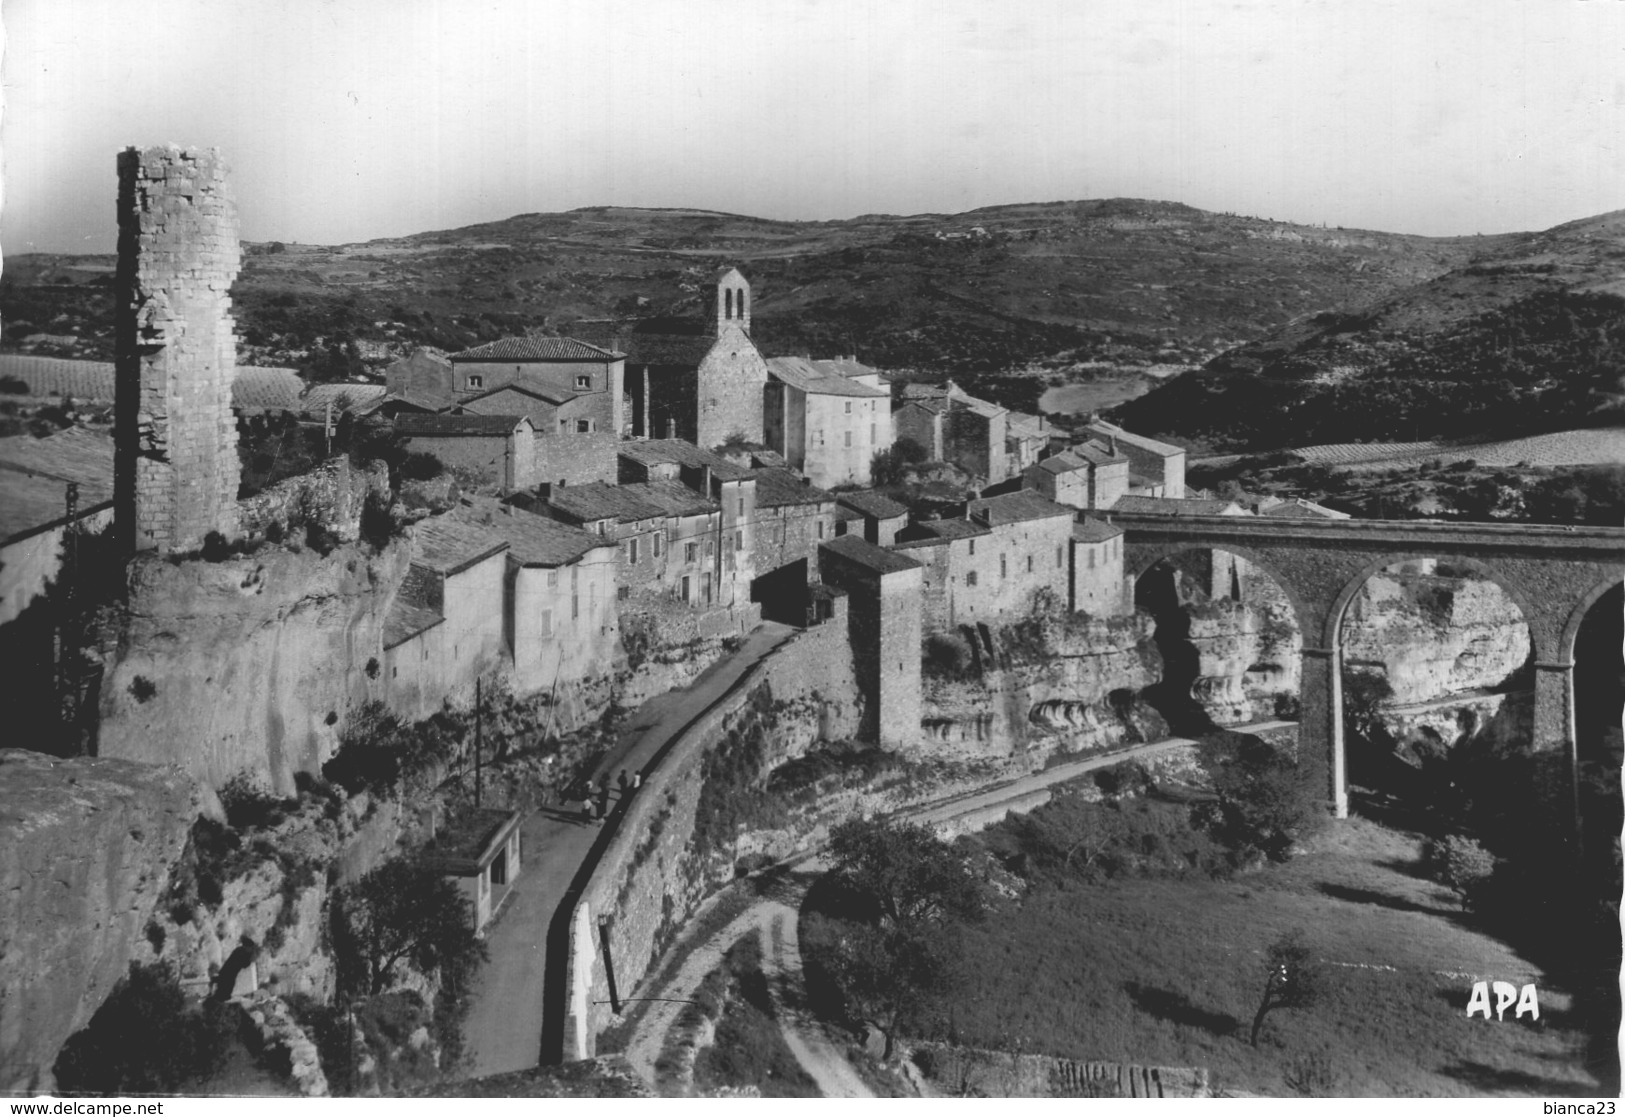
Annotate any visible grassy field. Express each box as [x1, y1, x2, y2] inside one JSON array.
[[916, 817, 1610, 1097]]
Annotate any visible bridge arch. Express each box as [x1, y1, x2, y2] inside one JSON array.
[[1126, 540, 1315, 644], [1321, 551, 1541, 653], [1559, 574, 1625, 667]]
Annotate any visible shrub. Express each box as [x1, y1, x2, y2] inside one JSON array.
[[398, 451, 444, 482], [1423, 834, 1499, 909], [1194, 731, 1322, 861], [219, 772, 293, 831], [53, 961, 232, 1095], [129, 675, 157, 704], [922, 632, 975, 679]]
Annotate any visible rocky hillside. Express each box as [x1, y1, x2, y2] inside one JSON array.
[[2, 199, 1489, 404], [1113, 210, 1625, 451]]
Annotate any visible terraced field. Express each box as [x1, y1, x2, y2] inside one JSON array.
[[1291, 429, 1625, 470]]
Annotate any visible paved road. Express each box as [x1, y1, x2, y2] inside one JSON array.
[[463, 621, 798, 1079]]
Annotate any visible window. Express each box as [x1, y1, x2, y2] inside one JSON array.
[[734, 529, 743, 551], [575, 375, 591, 390], [816, 520, 825, 539], [617, 585, 630, 600], [738, 289, 746, 317], [966, 571, 978, 587], [685, 542, 698, 564], [576, 419, 593, 433], [725, 288, 734, 319], [596, 521, 607, 536], [547, 569, 559, 588], [870, 423, 876, 442], [1027, 555, 1033, 573], [653, 533, 662, 558], [1088, 549, 1096, 570], [1000, 555, 1008, 579], [702, 572, 713, 604], [845, 401, 852, 414], [1056, 545, 1064, 569], [706, 539, 715, 556], [628, 538, 639, 563], [845, 430, 852, 447], [572, 594, 579, 619], [540, 609, 553, 636], [392, 665, 397, 679], [968, 539, 976, 556], [467, 375, 483, 389], [681, 574, 692, 600], [737, 497, 745, 516], [816, 430, 825, 446]]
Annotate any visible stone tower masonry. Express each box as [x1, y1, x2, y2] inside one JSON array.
[[114, 145, 243, 554]]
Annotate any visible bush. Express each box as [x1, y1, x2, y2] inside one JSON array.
[[398, 451, 444, 482], [922, 632, 975, 679], [1194, 731, 1322, 861], [53, 961, 233, 1095], [219, 772, 294, 831], [1423, 834, 1499, 909]]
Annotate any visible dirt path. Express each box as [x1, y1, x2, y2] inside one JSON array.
[[617, 728, 1291, 1096]]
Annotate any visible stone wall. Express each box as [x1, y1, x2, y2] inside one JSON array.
[[907, 1042, 1209, 1098], [695, 332, 768, 449], [532, 429, 619, 487], [0, 750, 202, 1094], [561, 620, 858, 1059], [114, 146, 243, 554]]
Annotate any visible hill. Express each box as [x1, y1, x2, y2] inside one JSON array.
[[1111, 210, 1625, 452], [2, 199, 1492, 406]]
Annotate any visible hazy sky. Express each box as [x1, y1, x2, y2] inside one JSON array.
[[4, 0, 1623, 253]]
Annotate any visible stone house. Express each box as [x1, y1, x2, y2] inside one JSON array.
[[1024, 440, 1130, 510], [762, 356, 894, 489], [383, 518, 510, 719], [539, 479, 730, 611], [894, 382, 1010, 484], [748, 468, 839, 622], [818, 535, 923, 749], [383, 348, 455, 406], [448, 337, 626, 439], [617, 439, 758, 608], [889, 516, 991, 633], [835, 490, 909, 546], [1071, 516, 1129, 616], [395, 414, 537, 492], [1004, 411, 1054, 474], [576, 269, 769, 449], [1084, 419, 1186, 499]]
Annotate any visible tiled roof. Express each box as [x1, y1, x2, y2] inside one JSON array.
[[300, 383, 386, 415], [397, 413, 528, 436], [410, 516, 510, 576], [836, 490, 909, 520], [0, 427, 116, 542], [900, 516, 991, 542], [1111, 495, 1247, 516], [1035, 450, 1089, 475], [420, 807, 520, 874], [1006, 411, 1050, 439], [766, 357, 887, 397], [820, 534, 922, 576], [1070, 440, 1128, 466], [751, 468, 835, 509], [382, 596, 444, 650], [1085, 420, 1184, 458], [618, 439, 754, 481], [834, 504, 863, 523], [1072, 516, 1124, 543], [449, 337, 622, 362], [449, 497, 609, 566], [545, 481, 665, 525], [967, 490, 1073, 526], [357, 389, 449, 416], [624, 479, 718, 517]]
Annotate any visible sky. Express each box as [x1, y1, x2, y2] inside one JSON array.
[[3, 0, 1623, 253]]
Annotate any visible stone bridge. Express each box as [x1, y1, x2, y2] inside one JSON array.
[[1106, 512, 1625, 822]]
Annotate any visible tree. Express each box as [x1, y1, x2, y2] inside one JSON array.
[[334, 859, 487, 998], [816, 818, 985, 1058], [1249, 929, 1321, 1046], [53, 961, 231, 1095], [1195, 731, 1322, 861]]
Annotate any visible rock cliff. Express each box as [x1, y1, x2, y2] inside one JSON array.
[[1342, 570, 1531, 705], [922, 612, 1163, 760], [0, 750, 202, 1094], [98, 539, 413, 795]]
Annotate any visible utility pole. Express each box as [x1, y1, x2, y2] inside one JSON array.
[[474, 677, 484, 808], [56, 482, 83, 755]]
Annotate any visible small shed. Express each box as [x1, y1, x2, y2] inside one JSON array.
[[422, 807, 523, 934]]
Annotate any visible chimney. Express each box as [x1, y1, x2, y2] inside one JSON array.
[[667, 418, 677, 439], [1109, 435, 1119, 457], [537, 481, 552, 502]]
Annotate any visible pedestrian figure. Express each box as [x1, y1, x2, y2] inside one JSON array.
[[617, 768, 631, 795], [632, 770, 642, 790], [597, 783, 611, 818]]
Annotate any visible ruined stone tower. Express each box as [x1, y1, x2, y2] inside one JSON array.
[[114, 146, 243, 553]]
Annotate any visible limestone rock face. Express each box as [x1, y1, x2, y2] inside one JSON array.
[[1184, 597, 1302, 725], [922, 613, 1162, 759], [98, 539, 412, 794], [1342, 572, 1530, 705], [0, 749, 201, 1094]]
